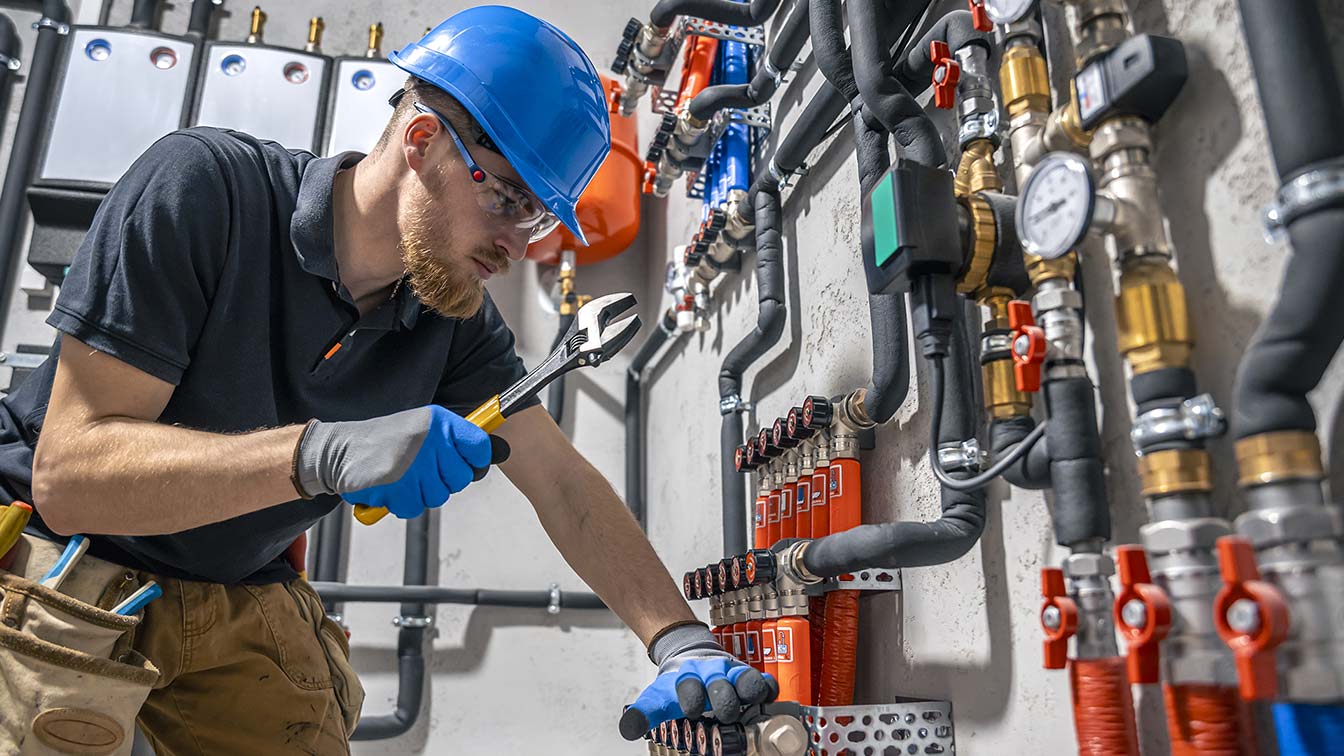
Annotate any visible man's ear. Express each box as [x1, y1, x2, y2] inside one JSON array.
[[402, 113, 439, 174]]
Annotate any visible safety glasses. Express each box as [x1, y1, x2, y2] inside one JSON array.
[[412, 103, 561, 243]]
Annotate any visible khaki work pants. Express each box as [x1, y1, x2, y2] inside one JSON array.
[[0, 535, 364, 756]]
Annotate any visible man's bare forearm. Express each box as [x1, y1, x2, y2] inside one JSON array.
[[533, 458, 697, 646], [33, 419, 306, 536]]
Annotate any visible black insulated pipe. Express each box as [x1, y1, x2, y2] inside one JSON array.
[[626, 309, 678, 530], [547, 311, 576, 424], [1231, 0, 1344, 440], [891, 10, 990, 95], [1042, 377, 1109, 548], [0, 14, 19, 119], [747, 82, 847, 204], [310, 583, 609, 609], [650, 0, 783, 29], [991, 417, 1052, 490], [187, 0, 217, 37], [689, 0, 810, 120], [128, 0, 158, 29], [804, 310, 984, 576], [846, 0, 945, 167], [0, 0, 66, 341], [720, 188, 786, 555]]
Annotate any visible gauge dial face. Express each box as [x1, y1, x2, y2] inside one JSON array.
[[1017, 152, 1096, 260], [984, 0, 1037, 24]]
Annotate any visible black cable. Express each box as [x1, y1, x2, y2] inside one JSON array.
[[927, 357, 1047, 491]]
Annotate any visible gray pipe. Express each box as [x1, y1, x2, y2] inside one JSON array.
[[0, 0, 67, 340], [128, 0, 158, 29], [310, 583, 609, 610], [0, 14, 19, 122], [186, 0, 216, 37], [626, 310, 678, 531]]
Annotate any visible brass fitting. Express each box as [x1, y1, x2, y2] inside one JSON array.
[[828, 390, 869, 460], [999, 43, 1050, 119], [956, 193, 996, 296], [1138, 448, 1212, 497], [1025, 252, 1077, 287], [1115, 258, 1192, 374], [982, 295, 1031, 419], [366, 23, 384, 58], [247, 6, 267, 44], [304, 17, 324, 53], [1068, 0, 1130, 67], [1236, 431, 1324, 488], [1044, 93, 1092, 152], [954, 140, 1002, 197]]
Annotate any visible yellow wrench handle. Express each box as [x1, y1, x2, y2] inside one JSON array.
[[352, 396, 506, 525]]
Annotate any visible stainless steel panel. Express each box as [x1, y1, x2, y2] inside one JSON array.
[[324, 58, 402, 156], [194, 44, 328, 152], [40, 29, 196, 185]]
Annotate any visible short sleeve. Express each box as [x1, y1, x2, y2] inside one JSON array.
[[46, 132, 231, 385], [434, 291, 537, 416]]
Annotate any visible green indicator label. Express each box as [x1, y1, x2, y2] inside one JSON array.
[[870, 172, 898, 267]]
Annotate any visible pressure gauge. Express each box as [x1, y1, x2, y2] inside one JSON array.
[[1017, 152, 1097, 260], [984, 0, 1037, 24]]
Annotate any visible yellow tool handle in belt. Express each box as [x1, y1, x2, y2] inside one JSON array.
[[352, 396, 506, 526]]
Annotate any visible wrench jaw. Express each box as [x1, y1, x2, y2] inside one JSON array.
[[581, 314, 641, 367]]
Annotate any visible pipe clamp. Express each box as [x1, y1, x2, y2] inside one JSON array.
[[0, 53, 19, 72], [1262, 158, 1344, 242], [937, 439, 987, 472], [392, 615, 433, 629], [1129, 394, 1226, 450], [32, 18, 70, 35], [547, 583, 562, 615], [720, 394, 752, 415]]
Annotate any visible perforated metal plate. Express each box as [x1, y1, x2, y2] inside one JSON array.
[[810, 568, 902, 594], [803, 700, 955, 756], [680, 17, 766, 46]]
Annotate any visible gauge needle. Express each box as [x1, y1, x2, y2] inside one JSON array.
[[1028, 198, 1068, 225]]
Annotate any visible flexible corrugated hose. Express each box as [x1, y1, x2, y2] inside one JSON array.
[[1069, 657, 1140, 756]]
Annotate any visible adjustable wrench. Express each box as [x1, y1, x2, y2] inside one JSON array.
[[353, 292, 642, 525]]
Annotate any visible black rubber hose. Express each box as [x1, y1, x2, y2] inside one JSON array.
[[689, 0, 810, 120], [626, 310, 678, 530], [891, 10, 991, 94], [1042, 377, 1109, 548], [0, 14, 19, 120], [803, 311, 984, 576], [810, 0, 858, 101], [547, 311, 576, 424], [846, 0, 944, 167], [720, 188, 786, 555], [128, 0, 158, 28], [187, 0, 216, 37], [650, 0, 783, 29], [1231, 0, 1344, 440], [0, 0, 66, 340], [351, 512, 433, 740]]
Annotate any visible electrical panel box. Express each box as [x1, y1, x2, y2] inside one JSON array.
[[323, 58, 402, 156], [192, 43, 331, 153], [27, 27, 199, 286]]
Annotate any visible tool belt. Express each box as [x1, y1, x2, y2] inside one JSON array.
[[0, 534, 159, 756]]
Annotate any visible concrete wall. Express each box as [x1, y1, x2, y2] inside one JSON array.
[[0, 0, 1341, 754]]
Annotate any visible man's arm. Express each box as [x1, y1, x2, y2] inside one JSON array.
[[496, 404, 696, 646], [33, 334, 306, 536]]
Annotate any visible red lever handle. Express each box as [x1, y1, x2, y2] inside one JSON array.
[[1113, 545, 1172, 684], [1008, 300, 1046, 393], [930, 40, 960, 109], [968, 0, 992, 32], [1040, 567, 1078, 670], [1213, 536, 1289, 700]]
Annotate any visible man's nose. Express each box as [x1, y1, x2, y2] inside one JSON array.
[[495, 228, 530, 262]]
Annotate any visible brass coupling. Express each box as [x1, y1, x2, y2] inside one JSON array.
[[248, 6, 267, 43], [306, 17, 325, 52], [983, 358, 1031, 420], [1235, 430, 1324, 488], [1115, 258, 1191, 374], [954, 140, 1002, 197], [1044, 92, 1093, 151], [956, 194, 996, 297], [366, 23, 384, 58], [1025, 251, 1077, 287], [1000, 43, 1050, 119], [1138, 448, 1212, 498]]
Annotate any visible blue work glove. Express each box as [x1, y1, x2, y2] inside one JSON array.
[[295, 405, 502, 519], [619, 622, 776, 740]]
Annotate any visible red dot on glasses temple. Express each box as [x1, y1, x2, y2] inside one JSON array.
[[472, 170, 485, 181]]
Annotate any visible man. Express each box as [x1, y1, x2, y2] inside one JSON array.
[[0, 7, 768, 754]]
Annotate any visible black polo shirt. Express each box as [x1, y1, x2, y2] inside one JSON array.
[[0, 127, 537, 584]]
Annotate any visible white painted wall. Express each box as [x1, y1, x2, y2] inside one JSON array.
[[1, 0, 1342, 754]]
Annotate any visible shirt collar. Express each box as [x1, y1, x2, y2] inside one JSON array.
[[291, 151, 423, 330]]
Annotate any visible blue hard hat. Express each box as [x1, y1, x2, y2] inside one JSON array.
[[390, 6, 610, 245]]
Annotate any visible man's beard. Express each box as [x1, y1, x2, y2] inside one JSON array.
[[398, 185, 509, 319]]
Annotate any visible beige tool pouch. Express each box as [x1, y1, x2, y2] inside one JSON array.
[[0, 537, 159, 756]]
